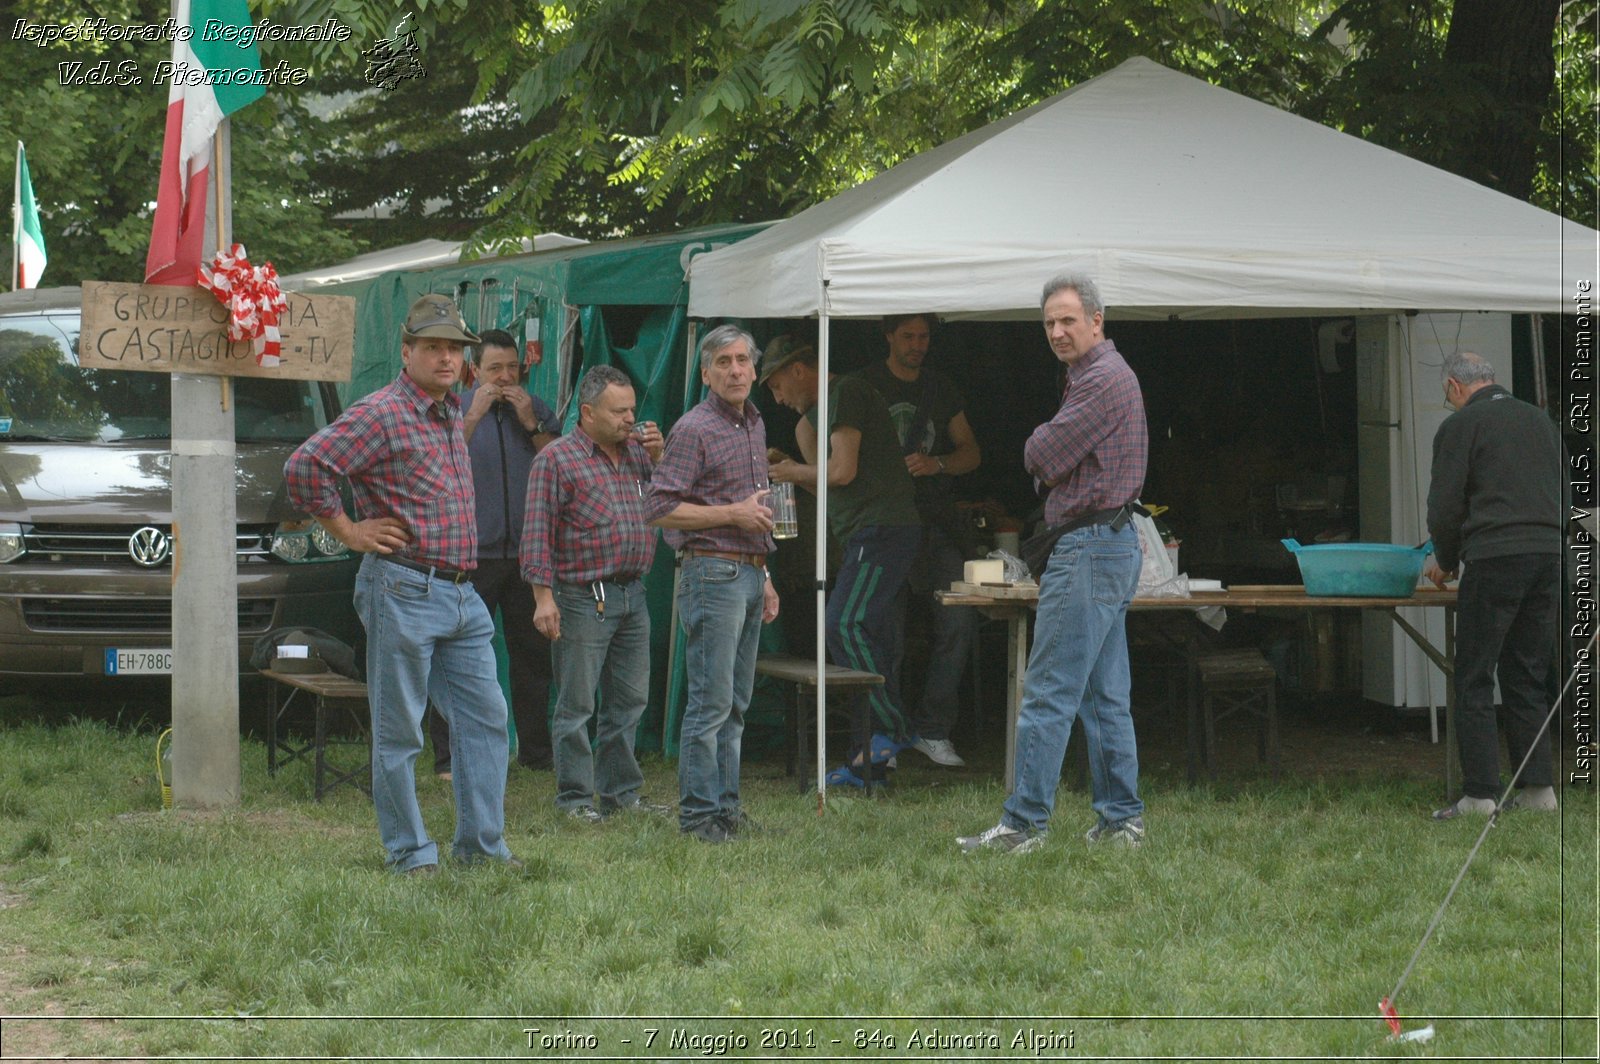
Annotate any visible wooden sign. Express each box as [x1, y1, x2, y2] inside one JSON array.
[[79, 281, 355, 382]]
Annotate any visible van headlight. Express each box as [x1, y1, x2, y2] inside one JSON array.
[[0, 522, 24, 563], [309, 524, 346, 557], [270, 520, 350, 562]]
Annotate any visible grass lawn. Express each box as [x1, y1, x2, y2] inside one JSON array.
[[0, 692, 1593, 1061]]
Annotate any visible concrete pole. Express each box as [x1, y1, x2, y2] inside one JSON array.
[[171, 118, 240, 807]]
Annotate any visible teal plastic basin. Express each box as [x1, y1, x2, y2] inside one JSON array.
[[1280, 539, 1431, 598]]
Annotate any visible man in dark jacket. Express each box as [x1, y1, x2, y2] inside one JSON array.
[[1424, 351, 1563, 820], [431, 330, 561, 778]]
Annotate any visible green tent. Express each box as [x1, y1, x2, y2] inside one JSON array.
[[346, 222, 789, 758]]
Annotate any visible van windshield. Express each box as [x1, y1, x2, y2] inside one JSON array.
[[0, 312, 327, 443]]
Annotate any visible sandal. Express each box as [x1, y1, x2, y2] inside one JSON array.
[[870, 732, 915, 764], [826, 765, 865, 789], [847, 733, 914, 769]]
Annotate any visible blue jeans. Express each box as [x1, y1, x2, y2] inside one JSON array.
[[550, 579, 650, 811], [430, 558, 553, 772], [1003, 523, 1142, 833], [676, 556, 766, 828], [827, 525, 922, 742], [907, 528, 976, 740], [354, 555, 511, 871], [1455, 553, 1560, 798]]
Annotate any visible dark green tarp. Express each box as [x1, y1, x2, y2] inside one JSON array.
[[344, 222, 794, 758]]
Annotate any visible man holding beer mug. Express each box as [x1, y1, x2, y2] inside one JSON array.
[[645, 325, 781, 844]]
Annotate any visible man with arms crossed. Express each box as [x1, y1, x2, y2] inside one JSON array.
[[645, 325, 781, 843], [958, 273, 1148, 853], [285, 294, 516, 875]]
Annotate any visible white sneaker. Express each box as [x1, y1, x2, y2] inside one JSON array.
[[913, 737, 966, 767], [1084, 816, 1146, 848], [956, 822, 1045, 854], [1510, 786, 1558, 811], [1431, 796, 1497, 821]]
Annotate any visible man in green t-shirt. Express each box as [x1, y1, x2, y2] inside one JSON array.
[[854, 314, 983, 767], [764, 336, 922, 784]]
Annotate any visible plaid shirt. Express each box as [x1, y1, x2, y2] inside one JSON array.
[[520, 427, 656, 587], [1026, 338, 1147, 527], [285, 372, 477, 570], [644, 395, 775, 556]]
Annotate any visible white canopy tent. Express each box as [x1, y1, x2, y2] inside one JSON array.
[[689, 56, 1594, 322], [685, 56, 1598, 799]]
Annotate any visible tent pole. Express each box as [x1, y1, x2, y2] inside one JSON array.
[[1530, 314, 1548, 410], [815, 306, 831, 811]]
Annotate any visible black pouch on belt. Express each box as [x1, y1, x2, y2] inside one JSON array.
[[1019, 503, 1147, 581]]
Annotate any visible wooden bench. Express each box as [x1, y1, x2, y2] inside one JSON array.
[[261, 667, 372, 800], [1193, 648, 1279, 781], [754, 653, 885, 788]]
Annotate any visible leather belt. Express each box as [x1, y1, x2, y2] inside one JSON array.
[[1056, 504, 1138, 536], [380, 554, 472, 584], [682, 548, 767, 568]]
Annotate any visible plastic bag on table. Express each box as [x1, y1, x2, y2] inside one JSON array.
[[1140, 573, 1190, 599], [1134, 507, 1179, 594], [987, 550, 1033, 585]]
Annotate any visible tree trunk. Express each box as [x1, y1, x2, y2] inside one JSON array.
[[1442, 0, 1560, 200]]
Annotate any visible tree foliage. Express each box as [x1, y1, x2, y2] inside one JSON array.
[[5, 0, 1591, 290], [497, 0, 1591, 234], [2, 0, 366, 285]]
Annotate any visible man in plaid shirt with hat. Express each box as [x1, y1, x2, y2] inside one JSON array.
[[286, 294, 517, 875]]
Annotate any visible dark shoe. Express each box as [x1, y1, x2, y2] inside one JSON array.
[[404, 863, 440, 877], [682, 818, 729, 844], [566, 804, 608, 825], [719, 811, 761, 837], [517, 754, 553, 771]]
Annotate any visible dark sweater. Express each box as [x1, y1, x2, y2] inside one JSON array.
[[1425, 384, 1562, 572]]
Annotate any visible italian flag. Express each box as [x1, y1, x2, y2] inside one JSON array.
[[13, 142, 46, 290], [144, 0, 264, 285]]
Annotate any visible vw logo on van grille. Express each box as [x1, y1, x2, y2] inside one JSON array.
[[128, 526, 171, 567]]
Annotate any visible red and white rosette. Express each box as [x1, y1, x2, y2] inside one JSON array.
[[197, 244, 290, 368]]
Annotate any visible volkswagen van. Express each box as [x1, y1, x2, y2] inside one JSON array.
[[0, 285, 360, 686]]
